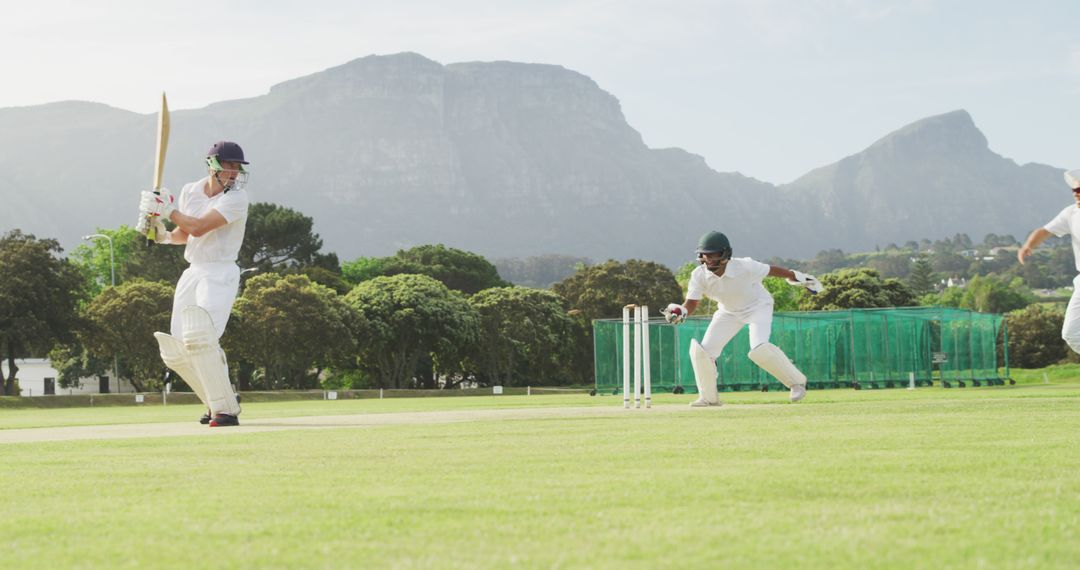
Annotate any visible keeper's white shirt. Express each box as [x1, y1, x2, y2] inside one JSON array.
[[177, 177, 249, 264], [686, 257, 773, 314]]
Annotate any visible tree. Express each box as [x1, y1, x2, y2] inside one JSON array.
[[799, 268, 916, 311], [491, 255, 591, 288], [908, 255, 936, 296], [345, 244, 509, 295], [1005, 304, 1068, 368], [343, 274, 479, 389], [0, 230, 87, 395], [122, 236, 187, 284], [867, 254, 911, 279], [47, 343, 113, 390], [70, 225, 186, 288], [225, 274, 355, 389], [80, 279, 174, 392], [553, 259, 682, 320], [341, 256, 385, 284], [763, 277, 802, 312], [238, 202, 327, 272], [805, 248, 853, 274], [466, 287, 577, 386], [961, 275, 1031, 314]]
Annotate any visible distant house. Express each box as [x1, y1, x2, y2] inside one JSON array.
[[959, 249, 979, 258], [0, 358, 135, 397], [989, 246, 1019, 257], [947, 276, 967, 288]]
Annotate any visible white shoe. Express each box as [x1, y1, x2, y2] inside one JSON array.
[[790, 384, 807, 403], [689, 397, 722, 407]]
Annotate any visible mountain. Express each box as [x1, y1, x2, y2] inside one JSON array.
[[0, 53, 1069, 267], [781, 110, 1066, 255]]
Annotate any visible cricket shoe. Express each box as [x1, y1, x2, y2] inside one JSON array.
[[200, 394, 242, 424], [790, 384, 807, 403], [689, 397, 722, 407], [208, 414, 240, 427]]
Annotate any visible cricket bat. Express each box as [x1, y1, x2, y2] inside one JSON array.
[[146, 92, 170, 242]]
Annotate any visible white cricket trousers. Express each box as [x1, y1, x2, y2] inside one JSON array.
[[170, 261, 241, 338], [699, 303, 775, 360], [1063, 274, 1080, 354]]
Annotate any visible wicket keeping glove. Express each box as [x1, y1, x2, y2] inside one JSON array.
[[786, 270, 823, 294], [662, 303, 688, 324]]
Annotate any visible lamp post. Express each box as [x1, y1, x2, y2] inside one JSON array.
[[82, 234, 119, 394]]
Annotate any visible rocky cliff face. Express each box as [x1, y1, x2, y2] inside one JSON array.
[[0, 54, 1068, 266], [781, 110, 1066, 256]]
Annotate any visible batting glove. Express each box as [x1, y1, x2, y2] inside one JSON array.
[[140, 188, 176, 220], [662, 303, 689, 324], [786, 270, 823, 294]]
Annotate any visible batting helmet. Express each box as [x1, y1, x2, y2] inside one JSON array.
[[696, 231, 732, 256], [206, 141, 249, 167]]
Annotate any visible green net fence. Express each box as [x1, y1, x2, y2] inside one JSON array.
[[593, 307, 1008, 394]]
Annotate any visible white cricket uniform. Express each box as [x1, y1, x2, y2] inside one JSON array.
[[1043, 204, 1080, 350], [686, 257, 774, 359], [169, 177, 249, 338]]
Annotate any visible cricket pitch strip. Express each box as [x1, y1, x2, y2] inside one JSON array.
[[0, 404, 700, 445]]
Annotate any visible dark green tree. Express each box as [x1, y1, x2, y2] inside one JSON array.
[[225, 274, 355, 389], [1005, 304, 1068, 368], [553, 259, 682, 320], [0, 230, 88, 395], [908, 255, 936, 296], [344, 244, 509, 295], [343, 274, 479, 389], [80, 279, 174, 392], [799, 268, 916, 311], [466, 287, 577, 386], [238, 202, 327, 272]]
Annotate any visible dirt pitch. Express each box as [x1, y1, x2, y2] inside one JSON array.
[[0, 404, 695, 445]]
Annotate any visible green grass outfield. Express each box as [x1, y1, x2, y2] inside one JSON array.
[[2, 382, 1080, 568]]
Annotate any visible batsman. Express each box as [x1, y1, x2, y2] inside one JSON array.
[[662, 231, 822, 406], [136, 141, 251, 427]]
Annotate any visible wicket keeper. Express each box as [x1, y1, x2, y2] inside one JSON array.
[[662, 231, 821, 406]]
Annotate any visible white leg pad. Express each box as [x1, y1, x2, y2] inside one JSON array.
[[155, 331, 209, 407], [689, 339, 720, 405], [748, 342, 806, 389], [182, 306, 241, 416]]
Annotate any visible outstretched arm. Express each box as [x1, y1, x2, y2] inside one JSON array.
[[768, 265, 797, 280], [1018, 228, 1053, 265]]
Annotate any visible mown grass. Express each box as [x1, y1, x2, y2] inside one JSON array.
[[2, 384, 1080, 568]]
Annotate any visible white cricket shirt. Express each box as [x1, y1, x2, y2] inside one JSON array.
[[1044, 204, 1080, 272], [177, 176, 249, 264], [686, 257, 773, 314]]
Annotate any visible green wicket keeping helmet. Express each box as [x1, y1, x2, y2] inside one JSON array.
[[696, 231, 732, 260]]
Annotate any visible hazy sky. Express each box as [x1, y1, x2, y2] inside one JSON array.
[[4, 0, 1077, 183]]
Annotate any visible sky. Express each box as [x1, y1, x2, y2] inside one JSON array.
[[3, 0, 1077, 183]]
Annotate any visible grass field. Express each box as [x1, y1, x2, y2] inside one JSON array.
[[3, 381, 1080, 568]]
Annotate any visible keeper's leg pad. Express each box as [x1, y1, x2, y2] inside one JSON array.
[[748, 342, 806, 389], [689, 339, 720, 405], [155, 331, 209, 407], [182, 306, 241, 416]]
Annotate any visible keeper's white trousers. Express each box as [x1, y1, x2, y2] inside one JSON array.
[[170, 261, 241, 338], [1063, 275, 1080, 354], [698, 303, 774, 360]]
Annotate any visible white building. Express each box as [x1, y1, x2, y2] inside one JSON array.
[[0, 358, 136, 397]]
